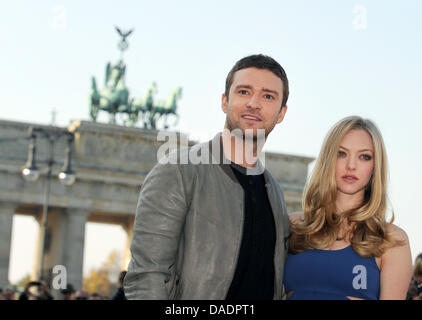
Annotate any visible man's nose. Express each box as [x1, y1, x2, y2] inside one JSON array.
[[247, 93, 261, 109]]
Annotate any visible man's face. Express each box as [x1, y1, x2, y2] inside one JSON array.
[[222, 67, 287, 138]]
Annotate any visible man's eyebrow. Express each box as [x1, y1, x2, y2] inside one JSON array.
[[234, 85, 253, 91], [339, 146, 374, 152], [234, 85, 280, 97]]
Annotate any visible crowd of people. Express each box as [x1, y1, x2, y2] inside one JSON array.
[[0, 271, 127, 300], [1, 256, 421, 300], [407, 253, 422, 300]]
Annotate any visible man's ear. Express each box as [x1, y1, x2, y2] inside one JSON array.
[[276, 105, 288, 124], [221, 93, 228, 114]]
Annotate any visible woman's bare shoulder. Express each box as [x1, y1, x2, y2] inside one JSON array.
[[381, 223, 411, 263], [386, 223, 409, 243]]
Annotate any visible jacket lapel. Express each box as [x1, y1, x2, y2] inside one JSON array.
[[263, 171, 282, 222]]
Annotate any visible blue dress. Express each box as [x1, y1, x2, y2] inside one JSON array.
[[283, 245, 380, 300]]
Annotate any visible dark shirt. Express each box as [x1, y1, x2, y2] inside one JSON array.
[[225, 162, 276, 300]]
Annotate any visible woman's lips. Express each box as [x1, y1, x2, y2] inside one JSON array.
[[342, 175, 358, 183]]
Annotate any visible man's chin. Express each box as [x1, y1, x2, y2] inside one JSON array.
[[225, 120, 269, 139], [226, 129, 267, 141]]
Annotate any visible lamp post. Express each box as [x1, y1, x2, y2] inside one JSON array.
[[22, 126, 76, 281]]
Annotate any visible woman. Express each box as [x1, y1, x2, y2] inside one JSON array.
[[283, 116, 412, 300]]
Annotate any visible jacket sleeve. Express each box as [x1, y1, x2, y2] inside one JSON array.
[[124, 161, 189, 299]]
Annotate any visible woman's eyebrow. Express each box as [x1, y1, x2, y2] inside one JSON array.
[[339, 146, 373, 152]]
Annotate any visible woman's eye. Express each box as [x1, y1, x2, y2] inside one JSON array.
[[338, 151, 346, 157], [361, 154, 372, 161]]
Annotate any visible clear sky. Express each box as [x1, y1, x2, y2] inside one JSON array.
[[2, 1, 422, 284]]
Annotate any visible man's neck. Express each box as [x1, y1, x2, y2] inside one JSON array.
[[221, 128, 265, 168]]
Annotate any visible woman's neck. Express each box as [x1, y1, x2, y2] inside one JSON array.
[[333, 191, 365, 242], [335, 191, 364, 214]]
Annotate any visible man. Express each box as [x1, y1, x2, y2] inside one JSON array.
[[60, 283, 75, 300], [19, 281, 54, 300], [2, 288, 15, 300], [124, 54, 291, 299], [75, 290, 89, 300]]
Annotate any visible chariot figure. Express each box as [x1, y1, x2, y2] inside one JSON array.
[[88, 27, 181, 129]]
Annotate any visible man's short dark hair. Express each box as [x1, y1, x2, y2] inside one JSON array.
[[60, 283, 75, 295], [225, 54, 289, 109]]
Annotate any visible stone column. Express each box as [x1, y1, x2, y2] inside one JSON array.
[[32, 207, 88, 299], [61, 208, 89, 292], [32, 208, 65, 283], [0, 202, 16, 288], [32, 210, 43, 281]]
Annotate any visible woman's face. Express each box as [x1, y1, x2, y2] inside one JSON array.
[[335, 129, 375, 199]]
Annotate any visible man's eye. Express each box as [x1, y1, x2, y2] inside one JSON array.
[[239, 90, 248, 95], [264, 94, 274, 100]]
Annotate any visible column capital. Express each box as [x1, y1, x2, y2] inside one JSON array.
[[120, 215, 134, 233], [65, 208, 90, 218]]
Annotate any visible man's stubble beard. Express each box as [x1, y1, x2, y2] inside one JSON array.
[[225, 115, 276, 142]]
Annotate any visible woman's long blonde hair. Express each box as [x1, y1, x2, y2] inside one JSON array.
[[290, 116, 403, 257]]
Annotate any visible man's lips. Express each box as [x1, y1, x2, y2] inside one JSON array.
[[342, 174, 358, 182], [241, 114, 262, 121]]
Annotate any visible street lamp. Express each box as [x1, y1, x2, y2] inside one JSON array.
[[22, 128, 40, 182], [21, 126, 76, 281], [58, 134, 76, 186]]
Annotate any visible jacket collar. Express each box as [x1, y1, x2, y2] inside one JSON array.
[[209, 132, 284, 242], [209, 132, 267, 181]]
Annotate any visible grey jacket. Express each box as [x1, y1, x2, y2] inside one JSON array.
[[124, 133, 290, 300]]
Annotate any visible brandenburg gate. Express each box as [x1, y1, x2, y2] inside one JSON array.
[[0, 118, 313, 295]]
